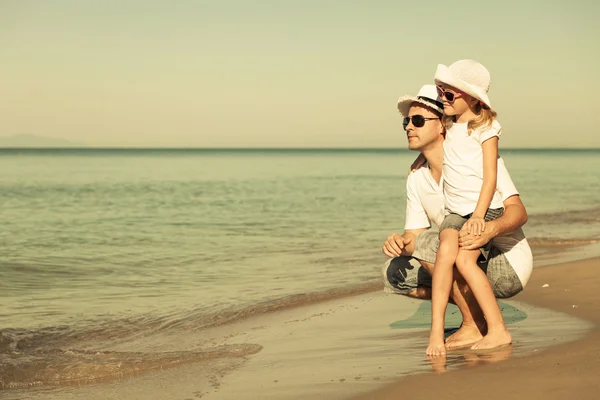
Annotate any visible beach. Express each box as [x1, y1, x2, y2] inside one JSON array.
[[355, 256, 600, 400], [6, 253, 598, 400], [1, 149, 599, 399]]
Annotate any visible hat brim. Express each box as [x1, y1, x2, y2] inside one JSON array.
[[397, 96, 444, 117], [434, 64, 492, 108]]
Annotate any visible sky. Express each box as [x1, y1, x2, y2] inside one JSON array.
[[1, 0, 599, 148]]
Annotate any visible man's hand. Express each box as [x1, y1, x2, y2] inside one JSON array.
[[459, 220, 495, 250], [382, 233, 412, 258], [459, 195, 528, 251]]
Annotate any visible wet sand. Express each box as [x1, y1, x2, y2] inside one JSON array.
[[353, 256, 600, 400]]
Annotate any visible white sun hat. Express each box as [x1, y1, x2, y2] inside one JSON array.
[[397, 84, 444, 117], [434, 59, 492, 109]]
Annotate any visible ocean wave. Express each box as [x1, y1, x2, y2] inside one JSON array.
[[0, 343, 261, 390], [528, 206, 600, 225], [527, 238, 599, 247], [2, 280, 383, 347]]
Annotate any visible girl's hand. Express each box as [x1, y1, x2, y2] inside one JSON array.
[[409, 153, 426, 172], [465, 216, 486, 236]]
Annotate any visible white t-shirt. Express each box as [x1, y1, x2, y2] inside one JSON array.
[[404, 158, 533, 287], [443, 120, 504, 216]]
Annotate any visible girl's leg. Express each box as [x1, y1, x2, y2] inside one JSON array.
[[455, 249, 512, 350], [444, 268, 487, 349], [426, 228, 459, 356]]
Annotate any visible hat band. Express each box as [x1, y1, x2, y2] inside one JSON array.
[[417, 96, 444, 110]]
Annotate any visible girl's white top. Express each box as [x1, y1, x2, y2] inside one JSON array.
[[442, 120, 504, 216]]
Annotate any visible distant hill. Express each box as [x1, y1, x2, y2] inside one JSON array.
[[0, 134, 85, 148]]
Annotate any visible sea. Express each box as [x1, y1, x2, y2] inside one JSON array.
[[1, 148, 599, 399]]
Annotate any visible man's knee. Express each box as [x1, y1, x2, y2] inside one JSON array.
[[485, 248, 524, 299], [491, 276, 523, 299], [382, 256, 430, 296], [411, 230, 439, 265]]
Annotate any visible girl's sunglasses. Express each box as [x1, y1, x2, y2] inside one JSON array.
[[436, 85, 463, 104], [402, 115, 439, 130]]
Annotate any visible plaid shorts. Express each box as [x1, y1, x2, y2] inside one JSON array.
[[382, 230, 523, 299], [439, 208, 504, 232]]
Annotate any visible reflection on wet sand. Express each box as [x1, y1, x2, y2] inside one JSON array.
[[427, 345, 514, 373]]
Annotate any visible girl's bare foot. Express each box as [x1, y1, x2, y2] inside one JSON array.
[[471, 327, 512, 350], [426, 331, 447, 356]]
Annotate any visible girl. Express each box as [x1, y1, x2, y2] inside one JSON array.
[[426, 59, 512, 356]]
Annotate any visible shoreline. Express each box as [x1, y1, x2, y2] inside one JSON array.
[[352, 256, 600, 400], [4, 253, 599, 399]]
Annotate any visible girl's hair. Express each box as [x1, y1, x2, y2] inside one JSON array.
[[468, 103, 497, 133], [444, 101, 497, 134]]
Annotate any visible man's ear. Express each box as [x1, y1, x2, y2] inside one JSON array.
[[438, 120, 446, 137]]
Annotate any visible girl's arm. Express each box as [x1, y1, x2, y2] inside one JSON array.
[[459, 194, 527, 249], [408, 152, 426, 172], [467, 136, 499, 235]]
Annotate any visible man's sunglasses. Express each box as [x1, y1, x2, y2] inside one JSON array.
[[403, 115, 440, 130], [436, 85, 463, 104]]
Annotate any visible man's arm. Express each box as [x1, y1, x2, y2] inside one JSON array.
[[383, 169, 431, 258], [458, 194, 528, 250], [382, 228, 427, 257]]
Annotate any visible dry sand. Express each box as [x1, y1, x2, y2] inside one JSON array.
[[353, 257, 600, 400]]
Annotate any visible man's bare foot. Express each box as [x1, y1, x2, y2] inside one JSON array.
[[471, 327, 512, 350], [445, 324, 484, 349]]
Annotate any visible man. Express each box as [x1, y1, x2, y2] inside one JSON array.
[[381, 85, 533, 349]]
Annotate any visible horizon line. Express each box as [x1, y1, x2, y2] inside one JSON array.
[[0, 147, 599, 151]]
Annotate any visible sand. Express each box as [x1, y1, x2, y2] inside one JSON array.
[[353, 257, 600, 400]]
